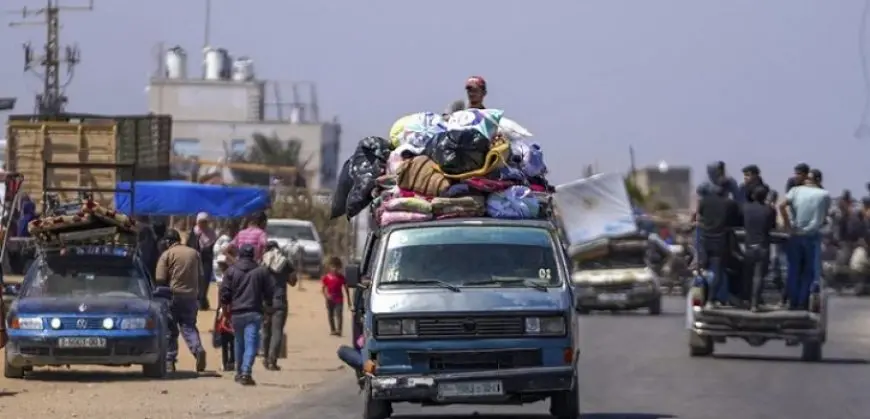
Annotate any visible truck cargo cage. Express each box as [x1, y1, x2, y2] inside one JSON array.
[[41, 160, 137, 217]]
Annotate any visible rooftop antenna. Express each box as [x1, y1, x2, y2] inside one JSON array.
[[203, 0, 211, 48], [7, 0, 94, 116]]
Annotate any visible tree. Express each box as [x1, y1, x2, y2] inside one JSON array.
[[624, 175, 649, 208], [231, 133, 309, 187], [624, 175, 672, 211]]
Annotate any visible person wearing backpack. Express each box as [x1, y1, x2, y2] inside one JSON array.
[[261, 240, 296, 370]]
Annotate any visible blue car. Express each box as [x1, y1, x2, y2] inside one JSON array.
[[3, 246, 170, 379]]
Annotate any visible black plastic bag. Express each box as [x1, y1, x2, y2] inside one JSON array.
[[329, 159, 353, 219], [427, 129, 490, 175], [346, 136, 392, 218]]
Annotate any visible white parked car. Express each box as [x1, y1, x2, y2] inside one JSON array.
[[266, 219, 324, 276]]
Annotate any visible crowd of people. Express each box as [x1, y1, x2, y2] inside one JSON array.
[[138, 211, 348, 386], [694, 161, 838, 311]]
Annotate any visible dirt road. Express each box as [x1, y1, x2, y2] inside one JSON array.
[[0, 281, 350, 419]]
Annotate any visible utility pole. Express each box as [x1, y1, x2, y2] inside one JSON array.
[[7, 0, 94, 116]]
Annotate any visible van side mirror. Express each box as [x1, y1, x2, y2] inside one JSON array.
[[345, 263, 361, 287]]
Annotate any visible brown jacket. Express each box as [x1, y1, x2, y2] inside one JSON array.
[[156, 243, 202, 297], [396, 156, 450, 197]]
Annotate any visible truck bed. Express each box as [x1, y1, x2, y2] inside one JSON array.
[[699, 307, 819, 322]]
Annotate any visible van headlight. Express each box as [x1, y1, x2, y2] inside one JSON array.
[[524, 316, 566, 335], [375, 319, 417, 336]]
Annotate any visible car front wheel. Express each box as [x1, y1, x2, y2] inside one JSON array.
[[4, 350, 25, 379]]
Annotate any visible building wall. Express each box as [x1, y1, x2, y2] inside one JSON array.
[[147, 78, 341, 190], [169, 120, 340, 190], [633, 166, 692, 210], [148, 79, 265, 122]]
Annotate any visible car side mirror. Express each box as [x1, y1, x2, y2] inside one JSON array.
[[345, 263, 361, 287], [152, 286, 172, 300], [3, 283, 20, 297]]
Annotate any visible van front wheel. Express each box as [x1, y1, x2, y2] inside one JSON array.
[[549, 380, 580, 419], [362, 378, 392, 419]]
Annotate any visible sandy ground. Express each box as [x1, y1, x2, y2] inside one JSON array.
[[0, 278, 351, 419]]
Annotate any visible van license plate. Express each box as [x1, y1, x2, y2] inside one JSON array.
[[58, 337, 106, 348], [438, 381, 503, 398], [599, 293, 627, 302]]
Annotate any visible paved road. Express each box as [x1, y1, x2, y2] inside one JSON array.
[[261, 296, 870, 419]]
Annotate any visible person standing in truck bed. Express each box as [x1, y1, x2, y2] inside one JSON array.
[[779, 169, 831, 310], [742, 187, 778, 311]]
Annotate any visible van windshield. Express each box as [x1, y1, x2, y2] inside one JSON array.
[[378, 226, 562, 288]]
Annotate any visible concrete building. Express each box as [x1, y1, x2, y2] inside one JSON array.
[[632, 166, 692, 211], [147, 46, 341, 190]]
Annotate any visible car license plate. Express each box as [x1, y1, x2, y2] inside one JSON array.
[[598, 293, 627, 302], [437, 381, 503, 398], [58, 337, 106, 348]]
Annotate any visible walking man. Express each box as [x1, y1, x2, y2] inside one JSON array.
[[155, 229, 207, 373], [261, 241, 296, 370], [232, 212, 268, 261], [220, 244, 274, 385], [192, 212, 218, 311], [779, 169, 831, 309]]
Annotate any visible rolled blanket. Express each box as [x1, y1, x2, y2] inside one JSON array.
[[431, 196, 485, 217], [382, 197, 433, 214], [379, 210, 432, 226]]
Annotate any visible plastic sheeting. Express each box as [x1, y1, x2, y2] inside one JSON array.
[[486, 185, 541, 219], [115, 181, 270, 217], [554, 173, 637, 254]]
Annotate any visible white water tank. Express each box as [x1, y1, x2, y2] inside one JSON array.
[[203, 47, 230, 80], [164, 46, 187, 79], [289, 105, 305, 123], [231, 57, 255, 81]]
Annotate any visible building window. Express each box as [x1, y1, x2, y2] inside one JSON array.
[[230, 139, 247, 157], [172, 138, 201, 157]]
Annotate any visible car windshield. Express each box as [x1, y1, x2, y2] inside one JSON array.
[[22, 256, 149, 299], [266, 224, 317, 241], [378, 225, 562, 288]]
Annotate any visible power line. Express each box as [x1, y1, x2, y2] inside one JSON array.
[[6, 0, 94, 115]]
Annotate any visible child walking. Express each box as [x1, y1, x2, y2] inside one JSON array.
[[212, 305, 235, 371], [321, 257, 350, 336]]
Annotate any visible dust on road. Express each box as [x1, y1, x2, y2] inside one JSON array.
[[0, 281, 349, 419]]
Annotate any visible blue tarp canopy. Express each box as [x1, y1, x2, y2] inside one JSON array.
[[115, 181, 270, 217]]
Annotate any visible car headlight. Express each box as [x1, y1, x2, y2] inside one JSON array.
[[119, 317, 149, 329], [525, 316, 566, 335], [12, 316, 44, 330], [50, 317, 62, 329], [102, 318, 115, 330], [375, 319, 417, 336]]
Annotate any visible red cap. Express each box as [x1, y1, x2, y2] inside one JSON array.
[[465, 76, 487, 91]]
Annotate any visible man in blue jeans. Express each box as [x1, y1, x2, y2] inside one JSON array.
[[220, 244, 274, 385], [779, 169, 831, 310]]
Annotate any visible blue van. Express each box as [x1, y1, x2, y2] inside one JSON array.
[[345, 218, 579, 419]]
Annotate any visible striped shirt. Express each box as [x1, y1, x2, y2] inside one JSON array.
[[231, 226, 268, 261]]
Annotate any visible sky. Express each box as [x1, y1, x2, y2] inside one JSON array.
[[1, 0, 869, 195]]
